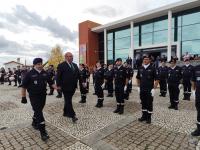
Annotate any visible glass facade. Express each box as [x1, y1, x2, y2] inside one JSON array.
[[105, 6, 200, 62]]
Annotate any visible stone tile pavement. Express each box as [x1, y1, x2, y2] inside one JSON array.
[[0, 83, 199, 150]]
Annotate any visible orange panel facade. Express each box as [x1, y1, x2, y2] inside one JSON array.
[[79, 20, 101, 69]]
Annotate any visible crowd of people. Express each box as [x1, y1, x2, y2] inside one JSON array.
[[1, 52, 200, 142]]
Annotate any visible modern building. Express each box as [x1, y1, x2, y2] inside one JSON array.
[[79, 0, 200, 68]]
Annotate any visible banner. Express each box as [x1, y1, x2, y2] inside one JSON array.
[[79, 44, 87, 64]]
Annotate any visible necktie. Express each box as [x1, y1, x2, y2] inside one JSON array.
[[70, 63, 75, 71]]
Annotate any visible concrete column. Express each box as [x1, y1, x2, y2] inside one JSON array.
[[167, 10, 172, 61], [130, 21, 134, 59], [104, 29, 107, 64]]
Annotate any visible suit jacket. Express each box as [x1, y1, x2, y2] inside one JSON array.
[[56, 61, 79, 92]]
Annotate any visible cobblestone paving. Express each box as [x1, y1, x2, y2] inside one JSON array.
[[0, 83, 199, 150]]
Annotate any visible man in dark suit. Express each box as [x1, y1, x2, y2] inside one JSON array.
[[56, 52, 79, 123]]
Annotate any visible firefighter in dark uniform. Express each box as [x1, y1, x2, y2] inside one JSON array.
[[191, 64, 200, 136], [124, 63, 134, 100], [158, 58, 168, 97], [21, 58, 57, 141], [47, 65, 55, 95], [7, 68, 13, 85], [136, 55, 159, 123], [113, 58, 129, 114], [0, 67, 6, 84], [15, 66, 22, 87], [85, 66, 90, 93], [182, 58, 194, 100], [79, 64, 88, 103], [94, 61, 104, 108], [104, 64, 114, 97], [167, 58, 182, 110], [92, 66, 97, 95], [13, 68, 18, 86]]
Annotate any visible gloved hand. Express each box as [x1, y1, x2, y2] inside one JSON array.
[[82, 82, 87, 88], [21, 97, 27, 104], [192, 90, 196, 100], [101, 83, 105, 89], [124, 85, 127, 92], [151, 89, 155, 97], [179, 84, 182, 89], [128, 80, 132, 84], [137, 87, 140, 94]]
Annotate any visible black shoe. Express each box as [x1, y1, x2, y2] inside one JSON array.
[[72, 116, 78, 123], [41, 132, 49, 141], [107, 94, 113, 97], [174, 106, 178, 110], [168, 105, 174, 109], [138, 117, 146, 122], [48, 93, 53, 95], [146, 119, 151, 124], [118, 105, 124, 115], [93, 93, 96, 95], [63, 114, 70, 117], [56, 95, 62, 98], [113, 105, 120, 113]]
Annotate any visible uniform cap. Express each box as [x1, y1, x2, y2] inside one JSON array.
[[33, 58, 43, 65]]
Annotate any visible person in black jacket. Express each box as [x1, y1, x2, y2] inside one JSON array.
[[167, 58, 182, 110], [136, 55, 159, 123], [113, 58, 129, 114], [56, 52, 79, 123], [94, 61, 105, 108], [182, 58, 194, 100], [104, 64, 114, 97], [47, 65, 55, 95], [79, 64, 88, 103], [21, 58, 57, 141], [158, 59, 168, 97], [0, 67, 6, 84]]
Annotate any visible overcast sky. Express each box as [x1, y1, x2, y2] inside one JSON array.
[[0, 0, 181, 66]]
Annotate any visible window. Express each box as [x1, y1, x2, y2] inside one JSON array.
[[141, 33, 153, 46], [115, 49, 129, 61], [107, 33, 113, 40], [141, 23, 153, 34], [182, 23, 200, 41], [134, 35, 139, 48], [182, 11, 200, 26], [154, 19, 168, 31], [153, 30, 168, 44], [115, 28, 130, 39], [115, 37, 130, 50], [134, 26, 139, 35], [182, 40, 200, 55]]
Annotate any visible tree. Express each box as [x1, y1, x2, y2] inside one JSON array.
[[48, 45, 64, 69]]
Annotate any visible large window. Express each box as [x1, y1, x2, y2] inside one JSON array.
[[182, 40, 200, 54], [154, 30, 168, 44], [107, 33, 113, 61]]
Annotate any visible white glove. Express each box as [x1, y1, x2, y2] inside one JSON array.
[[151, 89, 155, 97], [82, 82, 87, 88], [101, 83, 105, 89], [124, 85, 127, 92], [128, 80, 132, 84], [179, 84, 182, 89], [137, 87, 140, 94], [192, 90, 196, 100]]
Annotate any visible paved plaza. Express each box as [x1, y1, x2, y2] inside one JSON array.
[[0, 82, 200, 150]]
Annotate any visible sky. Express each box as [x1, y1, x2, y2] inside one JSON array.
[[0, 0, 181, 66]]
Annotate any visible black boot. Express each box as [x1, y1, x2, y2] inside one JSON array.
[[113, 104, 120, 113], [79, 96, 86, 103], [118, 105, 124, 114], [95, 99, 101, 108], [191, 124, 200, 136], [38, 124, 49, 141], [146, 113, 152, 124], [183, 93, 187, 100], [98, 99, 104, 108], [138, 111, 147, 122], [32, 118, 38, 130], [48, 89, 54, 95]]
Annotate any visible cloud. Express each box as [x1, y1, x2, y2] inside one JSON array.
[[84, 5, 123, 18], [0, 36, 51, 58], [0, 5, 77, 42]]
